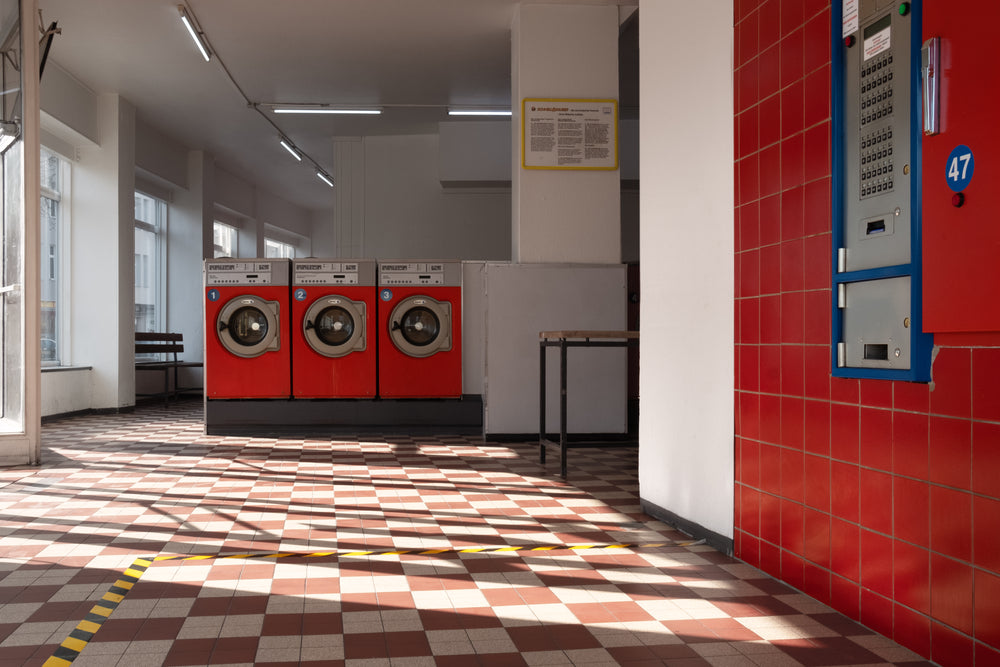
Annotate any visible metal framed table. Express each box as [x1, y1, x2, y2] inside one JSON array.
[[539, 330, 640, 477]]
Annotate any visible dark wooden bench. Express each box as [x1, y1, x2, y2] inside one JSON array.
[[135, 332, 203, 406]]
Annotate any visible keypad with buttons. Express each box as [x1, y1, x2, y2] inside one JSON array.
[[859, 51, 895, 199]]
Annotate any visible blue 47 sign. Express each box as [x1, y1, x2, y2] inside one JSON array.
[[946, 145, 975, 192]]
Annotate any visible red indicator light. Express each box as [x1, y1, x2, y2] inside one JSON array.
[[952, 192, 965, 208], [845, 35, 856, 48]]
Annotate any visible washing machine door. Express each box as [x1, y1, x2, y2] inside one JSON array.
[[388, 295, 452, 358], [217, 295, 281, 358], [303, 297, 366, 358]]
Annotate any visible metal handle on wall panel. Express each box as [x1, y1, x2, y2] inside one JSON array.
[[922, 37, 940, 136]]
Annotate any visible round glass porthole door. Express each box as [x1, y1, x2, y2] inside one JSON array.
[[217, 295, 281, 358], [303, 297, 366, 358], [388, 296, 451, 358]]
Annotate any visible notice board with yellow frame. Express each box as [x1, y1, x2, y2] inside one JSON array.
[[521, 98, 619, 170]]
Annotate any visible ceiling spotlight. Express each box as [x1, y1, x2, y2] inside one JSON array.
[[316, 171, 335, 187], [272, 105, 382, 115], [448, 108, 512, 116], [279, 137, 302, 161], [178, 4, 211, 62]]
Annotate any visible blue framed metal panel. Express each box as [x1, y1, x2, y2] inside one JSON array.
[[831, 0, 933, 382]]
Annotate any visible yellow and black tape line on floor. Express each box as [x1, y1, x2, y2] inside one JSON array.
[[45, 540, 705, 664], [150, 540, 705, 562], [43, 558, 152, 667]]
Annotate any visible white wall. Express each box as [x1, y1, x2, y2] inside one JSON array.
[[338, 134, 510, 260], [511, 4, 621, 264], [638, 1, 735, 539]]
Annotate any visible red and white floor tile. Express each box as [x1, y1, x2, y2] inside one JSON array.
[[0, 401, 929, 666]]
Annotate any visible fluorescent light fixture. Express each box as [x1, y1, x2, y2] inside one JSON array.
[[272, 105, 382, 115], [279, 138, 302, 161], [0, 121, 19, 152], [316, 171, 335, 187], [178, 5, 211, 61], [448, 108, 512, 116]]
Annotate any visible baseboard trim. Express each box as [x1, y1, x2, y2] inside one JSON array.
[[640, 498, 734, 556]]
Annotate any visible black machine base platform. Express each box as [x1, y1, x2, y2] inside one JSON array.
[[204, 395, 484, 436]]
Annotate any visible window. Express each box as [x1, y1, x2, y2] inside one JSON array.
[[213, 221, 237, 258], [134, 192, 167, 335], [264, 237, 294, 259], [40, 148, 69, 365]]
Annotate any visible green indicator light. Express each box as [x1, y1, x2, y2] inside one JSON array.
[[899, 2, 910, 15]]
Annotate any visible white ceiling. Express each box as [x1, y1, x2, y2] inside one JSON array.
[[38, 0, 637, 214]]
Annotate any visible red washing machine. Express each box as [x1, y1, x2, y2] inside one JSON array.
[[377, 261, 462, 398], [291, 259, 377, 398], [204, 259, 291, 399]]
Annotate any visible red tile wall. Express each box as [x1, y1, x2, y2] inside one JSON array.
[[733, 2, 1000, 665]]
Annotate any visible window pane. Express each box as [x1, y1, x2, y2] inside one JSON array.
[[264, 238, 294, 259], [134, 192, 165, 337], [213, 221, 236, 258], [40, 195, 59, 363]]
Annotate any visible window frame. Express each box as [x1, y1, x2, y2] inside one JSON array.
[[133, 191, 168, 338], [39, 147, 71, 367]]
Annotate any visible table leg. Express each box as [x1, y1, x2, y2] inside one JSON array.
[[560, 339, 568, 478], [539, 342, 546, 464]]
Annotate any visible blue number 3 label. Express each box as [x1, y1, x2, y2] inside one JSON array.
[[946, 145, 974, 193]]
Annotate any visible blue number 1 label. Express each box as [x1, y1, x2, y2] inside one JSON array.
[[946, 145, 974, 192]]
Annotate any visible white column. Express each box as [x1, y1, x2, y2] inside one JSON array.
[[333, 137, 365, 258], [511, 4, 621, 264], [638, 1, 736, 540]]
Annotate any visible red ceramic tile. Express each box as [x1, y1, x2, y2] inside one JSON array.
[[781, 183, 805, 242], [930, 554, 974, 635], [973, 421, 1000, 499], [931, 620, 975, 667], [758, 0, 780, 48], [803, 399, 831, 458], [803, 177, 832, 237], [930, 347, 972, 418], [740, 297, 760, 345], [737, 11, 759, 68], [974, 496, 1000, 574], [779, 0, 805, 34], [740, 390, 761, 440], [761, 491, 782, 544], [742, 437, 762, 488], [740, 249, 760, 298], [760, 344, 781, 395], [831, 574, 860, 618], [893, 603, 931, 659], [803, 12, 831, 74], [760, 144, 782, 198], [802, 507, 830, 567], [975, 569, 1000, 647], [738, 153, 760, 205], [760, 192, 782, 246], [759, 93, 781, 149], [740, 344, 760, 392], [803, 66, 831, 130], [830, 403, 860, 463], [738, 106, 759, 159], [760, 442, 782, 495], [893, 476, 929, 546], [802, 233, 830, 291], [781, 80, 804, 138], [831, 519, 860, 582], [760, 241, 781, 298], [740, 200, 761, 251], [802, 561, 831, 604], [972, 348, 1000, 422], [860, 529, 893, 598], [780, 550, 805, 590], [741, 532, 761, 568], [860, 588, 894, 640], [893, 541, 930, 614], [859, 469, 892, 534], [758, 43, 781, 100], [781, 134, 805, 194], [975, 643, 1000, 667], [780, 448, 804, 501], [761, 295, 781, 346], [859, 407, 892, 472], [781, 292, 804, 345], [928, 416, 972, 490], [779, 28, 804, 88], [741, 485, 761, 535], [803, 452, 830, 511], [803, 344, 831, 400], [737, 59, 759, 114], [860, 378, 893, 409], [892, 410, 929, 479], [831, 461, 860, 524]]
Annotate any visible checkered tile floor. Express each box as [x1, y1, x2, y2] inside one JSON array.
[[0, 400, 930, 666]]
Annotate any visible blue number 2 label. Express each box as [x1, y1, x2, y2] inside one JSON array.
[[946, 145, 975, 192]]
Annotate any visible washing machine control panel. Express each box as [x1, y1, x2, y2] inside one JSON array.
[[205, 261, 287, 286], [378, 261, 461, 286], [293, 261, 372, 286]]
